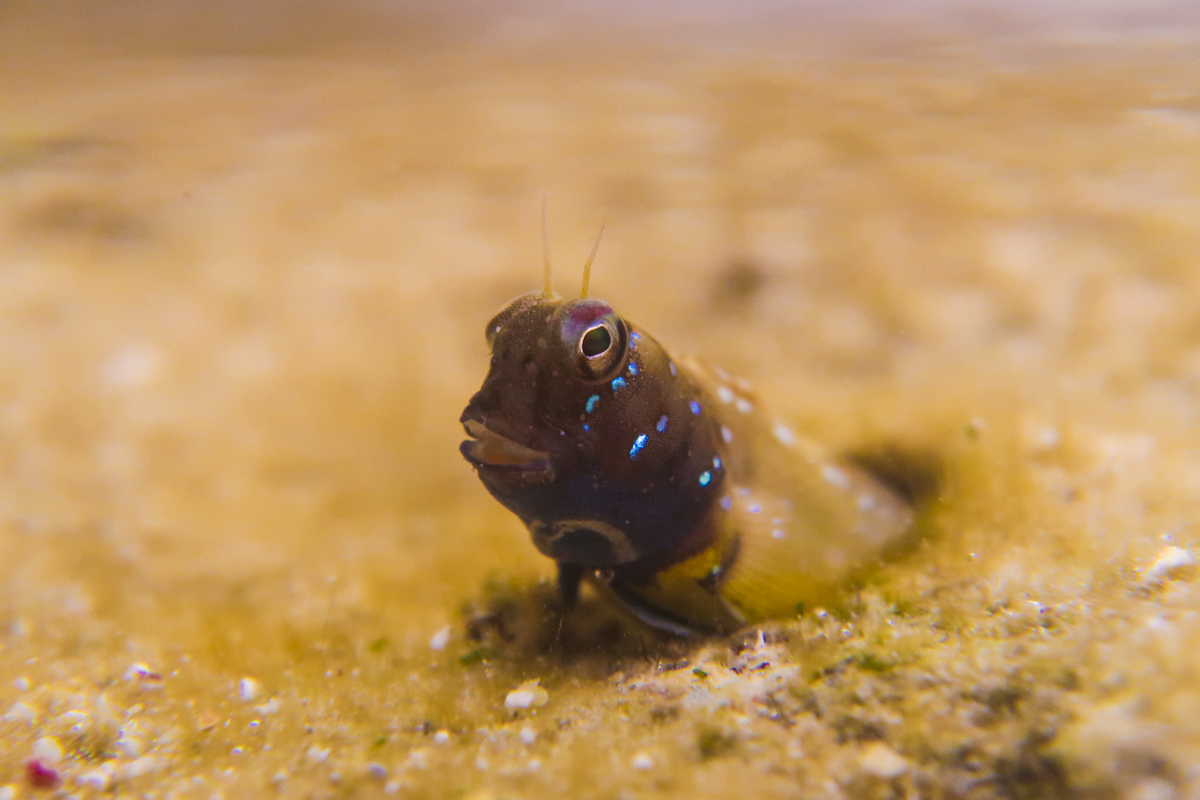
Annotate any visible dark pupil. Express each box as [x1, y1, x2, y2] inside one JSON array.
[[581, 325, 612, 358]]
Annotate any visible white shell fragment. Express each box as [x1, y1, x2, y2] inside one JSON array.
[[239, 677, 261, 702], [119, 756, 160, 780], [32, 737, 64, 765], [1142, 546, 1194, 584], [77, 763, 116, 791], [4, 701, 36, 724], [429, 626, 452, 651], [504, 679, 549, 711], [859, 742, 910, 779]]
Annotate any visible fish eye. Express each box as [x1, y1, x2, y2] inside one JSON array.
[[559, 300, 628, 381], [581, 324, 612, 358], [575, 317, 624, 379]]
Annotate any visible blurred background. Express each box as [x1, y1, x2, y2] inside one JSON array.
[[2, 1, 1200, 797]]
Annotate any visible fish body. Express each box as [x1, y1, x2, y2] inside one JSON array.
[[460, 291, 912, 636]]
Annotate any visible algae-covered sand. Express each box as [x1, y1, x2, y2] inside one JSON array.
[[1, 3, 1200, 798]]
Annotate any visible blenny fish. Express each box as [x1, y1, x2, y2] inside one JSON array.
[[460, 230, 913, 636]]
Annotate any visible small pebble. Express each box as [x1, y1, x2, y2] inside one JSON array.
[[306, 746, 331, 763], [58, 710, 90, 734], [239, 677, 261, 702], [1143, 546, 1194, 584], [631, 752, 654, 770], [272, 770, 289, 788], [120, 756, 160, 781], [385, 779, 403, 794], [116, 726, 143, 755], [1129, 777, 1176, 800], [4, 701, 36, 724], [367, 763, 387, 780], [77, 764, 115, 791], [124, 663, 162, 682], [196, 711, 221, 731], [31, 737, 63, 766], [429, 626, 452, 651], [13, 677, 29, 691], [433, 730, 451, 744], [858, 742, 909, 779], [0, 785, 14, 800], [504, 679, 549, 711], [255, 698, 281, 715], [518, 727, 537, 745]]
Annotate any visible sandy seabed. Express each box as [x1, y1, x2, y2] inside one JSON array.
[[1, 4, 1200, 798]]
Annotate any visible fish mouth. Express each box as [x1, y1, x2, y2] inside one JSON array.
[[460, 418, 554, 477]]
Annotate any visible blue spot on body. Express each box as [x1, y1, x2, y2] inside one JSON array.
[[627, 362, 639, 376], [749, 503, 762, 514], [720, 495, 733, 510], [713, 456, 722, 470], [611, 377, 627, 392], [656, 415, 668, 433], [630, 332, 641, 350], [585, 394, 600, 413], [583, 423, 590, 432], [699, 470, 712, 487], [630, 434, 648, 460], [669, 362, 677, 377], [689, 400, 701, 416]]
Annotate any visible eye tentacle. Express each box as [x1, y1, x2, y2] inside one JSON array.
[[580, 218, 606, 299], [542, 198, 554, 299]]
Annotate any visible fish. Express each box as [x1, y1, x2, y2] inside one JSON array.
[[459, 226, 914, 636]]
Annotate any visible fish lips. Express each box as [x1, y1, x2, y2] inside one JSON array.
[[459, 417, 555, 483]]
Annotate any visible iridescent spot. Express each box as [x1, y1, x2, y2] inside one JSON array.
[[656, 415, 668, 434], [611, 376, 627, 393], [717, 386, 735, 404], [629, 434, 648, 460], [698, 470, 712, 487], [669, 362, 678, 377], [689, 400, 702, 416], [857, 493, 877, 511], [583, 423, 590, 432], [627, 362, 639, 376], [630, 332, 641, 343], [720, 495, 733, 511], [736, 398, 752, 414], [713, 456, 722, 470], [721, 426, 734, 443], [748, 503, 762, 514], [586, 394, 601, 414], [772, 529, 786, 540]]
